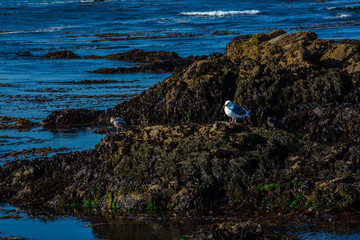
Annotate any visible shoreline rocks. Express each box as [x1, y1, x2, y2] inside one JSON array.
[[1, 30, 360, 239], [0, 123, 359, 218], [101, 30, 360, 144]]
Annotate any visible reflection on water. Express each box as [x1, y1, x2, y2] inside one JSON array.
[[0, 128, 106, 163], [278, 221, 360, 240], [0, 204, 95, 240], [90, 219, 199, 240], [1, 203, 360, 240], [0, 204, 198, 240]]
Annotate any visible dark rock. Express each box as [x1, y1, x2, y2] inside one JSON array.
[[102, 57, 238, 125], [41, 108, 103, 128], [43, 51, 80, 59], [194, 221, 298, 240], [267, 117, 288, 130], [0, 123, 359, 217], [0, 116, 37, 130], [87, 49, 210, 74], [16, 51, 34, 57], [2, 30, 360, 222], [102, 49, 182, 63], [101, 30, 360, 144]]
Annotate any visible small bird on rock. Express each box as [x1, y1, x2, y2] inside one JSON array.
[[223, 100, 250, 123], [267, 117, 288, 130], [110, 117, 126, 133]]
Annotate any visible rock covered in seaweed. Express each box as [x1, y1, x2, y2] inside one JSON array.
[[0, 123, 359, 218], [104, 30, 360, 144], [6, 30, 360, 221], [0, 116, 37, 130], [103, 56, 238, 125]]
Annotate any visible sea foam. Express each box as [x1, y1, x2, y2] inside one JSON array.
[[325, 13, 351, 19], [180, 10, 260, 17], [0, 26, 78, 35]]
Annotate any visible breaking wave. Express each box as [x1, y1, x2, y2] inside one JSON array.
[[0, 25, 79, 35], [180, 10, 260, 17], [325, 13, 351, 19]]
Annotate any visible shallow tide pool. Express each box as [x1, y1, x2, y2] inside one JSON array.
[[1, 204, 360, 240]]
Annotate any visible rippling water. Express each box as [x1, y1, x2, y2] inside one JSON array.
[[0, 0, 360, 238], [1, 203, 360, 240]]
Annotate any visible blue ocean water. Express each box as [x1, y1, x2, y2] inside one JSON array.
[[0, 0, 360, 239]]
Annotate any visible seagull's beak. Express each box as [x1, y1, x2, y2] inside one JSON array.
[[223, 105, 225, 108]]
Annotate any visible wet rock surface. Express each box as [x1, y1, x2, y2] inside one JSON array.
[[0, 116, 37, 130]]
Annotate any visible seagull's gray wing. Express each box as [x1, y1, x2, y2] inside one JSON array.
[[118, 118, 126, 126], [229, 104, 249, 116]]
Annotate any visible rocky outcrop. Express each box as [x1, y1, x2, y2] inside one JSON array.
[[43, 51, 80, 59], [0, 123, 359, 218], [89, 49, 221, 73], [0, 116, 37, 130], [41, 108, 103, 128], [103, 30, 360, 144], [1, 31, 360, 232], [101, 56, 238, 125]]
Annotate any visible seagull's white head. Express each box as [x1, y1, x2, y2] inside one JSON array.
[[223, 100, 232, 108], [110, 117, 115, 123]]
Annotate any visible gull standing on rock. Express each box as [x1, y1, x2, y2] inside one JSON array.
[[223, 100, 250, 123], [110, 117, 126, 133], [267, 117, 288, 130]]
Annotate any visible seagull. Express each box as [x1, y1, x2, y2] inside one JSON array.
[[110, 117, 126, 133], [223, 100, 250, 123]]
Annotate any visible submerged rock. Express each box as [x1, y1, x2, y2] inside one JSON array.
[[43, 51, 80, 59], [0, 116, 37, 130], [89, 49, 218, 74]]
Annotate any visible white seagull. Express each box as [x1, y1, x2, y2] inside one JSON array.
[[223, 100, 250, 123], [110, 117, 126, 133]]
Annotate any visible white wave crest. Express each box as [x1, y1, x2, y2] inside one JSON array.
[[32, 0, 106, 6], [180, 10, 260, 17], [326, 5, 359, 10], [0, 25, 78, 35], [325, 13, 351, 19]]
